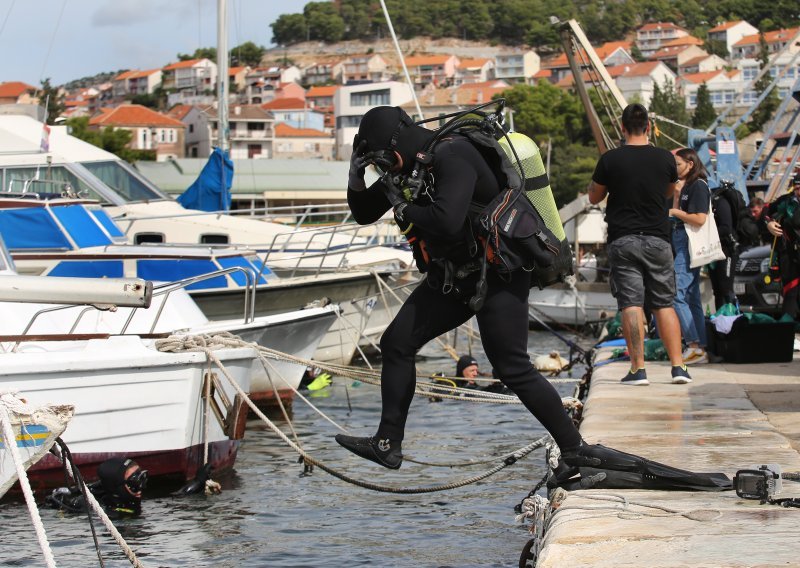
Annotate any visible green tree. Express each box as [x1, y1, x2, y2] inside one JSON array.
[[748, 32, 780, 133], [649, 80, 690, 149], [691, 83, 717, 129], [66, 117, 155, 163], [340, 0, 373, 40], [230, 41, 265, 67], [39, 78, 64, 124], [304, 2, 345, 42], [177, 47, 217, 61], [271, 13, 307, 45]]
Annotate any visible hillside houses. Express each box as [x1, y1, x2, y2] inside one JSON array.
[[8, 18, 798, 165]]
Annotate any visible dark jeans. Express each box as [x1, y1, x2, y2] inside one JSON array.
[[376, 269, 582, 451]]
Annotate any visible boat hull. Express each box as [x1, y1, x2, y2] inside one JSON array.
[[528, 282, 617, 326], [0, 336, 257, 488]]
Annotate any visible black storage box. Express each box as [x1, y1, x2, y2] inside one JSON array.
[[706, 317, 795, 364]]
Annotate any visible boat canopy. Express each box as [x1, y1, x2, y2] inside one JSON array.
[[0, 204, 124, 250]]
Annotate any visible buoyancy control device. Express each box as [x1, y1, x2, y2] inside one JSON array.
[[385, 99, 573, 310]]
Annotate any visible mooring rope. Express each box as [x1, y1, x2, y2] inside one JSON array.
[[156, 333, 552, 493], [0, 401, 57, 568]]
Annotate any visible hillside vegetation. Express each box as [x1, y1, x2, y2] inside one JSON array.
[[271, 0, 800, 48]]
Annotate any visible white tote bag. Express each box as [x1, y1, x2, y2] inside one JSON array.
[[685, 198, 726, 268]]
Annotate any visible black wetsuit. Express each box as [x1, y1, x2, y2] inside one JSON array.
[[709, 189, 737, 309], [348, 135, 582, 450], [764, 193, 800, 320], [46, 481, 141, 518]]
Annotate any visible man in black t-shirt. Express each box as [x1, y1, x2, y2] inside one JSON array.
[[588, 103, 690, 386]]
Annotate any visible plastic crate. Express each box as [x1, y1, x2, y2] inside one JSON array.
[[706, 318, 795, 363]]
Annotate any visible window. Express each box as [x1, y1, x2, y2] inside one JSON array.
[[160, 130, 166, 142], [134, 232, 165, 244], [350, 89, 390, 106], [189, 124, 194, 133], [200, 234, 229, 245], [742, 67, 757, 81], [3, 165, 103, 200]]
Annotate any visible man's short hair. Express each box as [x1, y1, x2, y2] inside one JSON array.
[[749, 197, 764, 208], [621, 103, 649, 136]]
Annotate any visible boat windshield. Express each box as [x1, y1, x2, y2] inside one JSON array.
[[80, 160, 169, 203], [1, 165, 107, 202]]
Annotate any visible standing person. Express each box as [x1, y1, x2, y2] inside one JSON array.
[[669, 148, 710, 364], [587, 103, 690, 386], [336, 106, 588, 469], [709, 183, 740, 309], [764, 173, 800, 321]]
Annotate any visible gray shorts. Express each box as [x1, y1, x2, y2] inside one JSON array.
[[608, 234, 676, 310]]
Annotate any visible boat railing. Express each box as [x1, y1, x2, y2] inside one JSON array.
[[3, 267, 257, 352], [4, 177, 83, 199], [255, 218, 406, 278]]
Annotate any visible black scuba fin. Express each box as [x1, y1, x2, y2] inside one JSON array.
[[558, 443, 733, 491]]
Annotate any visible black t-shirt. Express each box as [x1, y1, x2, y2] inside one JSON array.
[[678, 178, 710, 216], [592, 145, 678, 243]]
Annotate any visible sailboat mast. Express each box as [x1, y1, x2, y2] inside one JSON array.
[[216, 0, 229, 152]]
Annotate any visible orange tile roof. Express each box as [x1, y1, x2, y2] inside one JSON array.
[[663, 35, 704, 47], [708, 21, 745, 33], [261, 97, 306, 110], [649, 44, 698, 60], [89, 104, 185, 128], [166, 104, 194, 120], [458, 58, 491, 69], [733, 27, 800, 47], [458, 80, 509, 89], [613, 61, 662, 77], [274, 123, 329, 138], [129, 69, 160, 79], [0, 81, 37, 97], [229, 66, 247, 75], [405, 55, 454, 66], [544, 40, 632, 68], [680, 55, 711, 67], [114, 70, 136, 81], [638, 22, 687, 32], [306, 85, 337, 98], [163, 58, 206, 71], [533, 69, 552, 79], [678, 70, 727, 84]]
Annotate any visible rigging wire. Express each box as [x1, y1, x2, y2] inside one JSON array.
[[0, 0, 16, 41], [37, 0, 67, 84]]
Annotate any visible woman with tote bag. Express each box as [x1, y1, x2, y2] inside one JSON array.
[[669, 148, 715, 364]]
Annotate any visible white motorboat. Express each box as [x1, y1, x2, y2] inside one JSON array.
[[0, 273, 260, 487]]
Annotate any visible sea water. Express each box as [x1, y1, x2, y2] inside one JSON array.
[[0, 330, 586, 567]]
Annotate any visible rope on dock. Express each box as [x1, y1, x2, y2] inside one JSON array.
[[156, 333, 553, 493]]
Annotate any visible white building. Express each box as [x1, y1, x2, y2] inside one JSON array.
[[454, 58, 495, 86], [613, 61, 676, 107], [333, 81, 414, 160], [494, 50, 541, 84], [679, 69, 741, 110], [731, 27, 800, 60], [162, 58, 217, 93], [707, 21, 759, 57], [636, 22, 689, 57]]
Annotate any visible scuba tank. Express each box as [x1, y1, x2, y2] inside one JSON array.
[[385, 99, 574, 310]]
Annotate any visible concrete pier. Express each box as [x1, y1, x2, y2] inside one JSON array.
[[536, 350, 800, 567]]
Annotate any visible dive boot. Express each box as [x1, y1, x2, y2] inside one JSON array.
[[335, 434, 403, 470]]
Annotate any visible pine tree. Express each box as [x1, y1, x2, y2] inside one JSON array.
[[39, 78, 65, 124], [649, 80, 690, 148], [692, 83, 717, 129]]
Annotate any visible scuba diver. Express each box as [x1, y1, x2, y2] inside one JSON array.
[[334, 105, 732, 494], [454, 355, 480, 388], [46, 457, 147, 518], [335, 105, 586, 469], [764, 172, 800, 321]]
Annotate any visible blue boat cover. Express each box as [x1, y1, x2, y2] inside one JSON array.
[[217, 256, 269, 286], [48, 260, 124, 278], [136, 259, 227, 290], [0, 208, 73, 250], [90, 209, 125, 238], [176, 147, 233, 212], [51, 205, 114, 247]]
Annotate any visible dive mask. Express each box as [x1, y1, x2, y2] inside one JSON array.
[[125, 468, 149, 494]]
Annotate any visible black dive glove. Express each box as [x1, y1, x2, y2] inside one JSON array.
[[348, 139, 369, 192], [380, 176, 409, 221]]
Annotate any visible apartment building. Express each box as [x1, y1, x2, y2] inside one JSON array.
[[494, 50, 541, 84], [162, 59, 217, 93], [273, 123, 334, 160], [707, 21, 759, 56], [342, 54, 391, 85], [543, 41, 632, 83], [454, 58, 495, 86], [112, 69, 162, 99], [333, 81, 414, 160], [404, 55, 460, 88], [203, 104, 274, 159], [636, 22, 689, 57]]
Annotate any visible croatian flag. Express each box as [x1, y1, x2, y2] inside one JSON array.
[[40, 123, 50, 152]]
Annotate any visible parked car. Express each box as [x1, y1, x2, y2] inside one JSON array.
[[733, 244, 783, 316]]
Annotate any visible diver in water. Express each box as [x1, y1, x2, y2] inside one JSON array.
[[46, 457, 147, 518]]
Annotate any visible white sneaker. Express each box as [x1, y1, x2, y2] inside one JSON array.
[[683, 347, 708, 365]]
